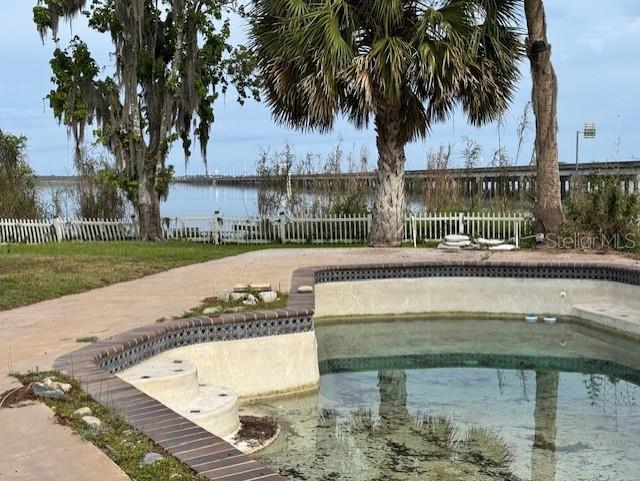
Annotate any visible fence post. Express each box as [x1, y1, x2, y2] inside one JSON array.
[[411, 214, 417, 248], [131, 215, 139, 239], [52, 217, 63, 242], [515, 220, 520, 248], [278, 211, 287, 243], [211, 211, 221, 245], [458, 212, 465, 235]]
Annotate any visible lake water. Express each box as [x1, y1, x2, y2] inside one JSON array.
[[160, 183, 262, 217], [38, 182, 264, 218], [37, 182, 459, 218]]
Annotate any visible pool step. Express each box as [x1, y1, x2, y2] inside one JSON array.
[[119, 356, 199, 404], [176, 384, 240, 438], [118, 357, 241, 437], [573, 303, 640, 338]]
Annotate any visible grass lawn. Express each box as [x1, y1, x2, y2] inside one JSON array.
[[0, 242, 272, 311]]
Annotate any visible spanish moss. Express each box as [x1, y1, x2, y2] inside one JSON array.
[[34, 0, 259, 239]]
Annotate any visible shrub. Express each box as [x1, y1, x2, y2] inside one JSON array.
[[256, 143, 370, 217], [564, 174, 640, 241], [0, 130, 42, 218], [75, 148, 129, 219]]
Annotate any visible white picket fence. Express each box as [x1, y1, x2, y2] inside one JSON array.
[[407, 212, 528, 246], [1, 212, 531, 246], [163, 211, 530, 246], [0, 218, 57, 244], [0, 218, 137, 244]]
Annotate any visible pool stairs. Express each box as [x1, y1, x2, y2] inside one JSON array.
[[119, 356, 240, 437]]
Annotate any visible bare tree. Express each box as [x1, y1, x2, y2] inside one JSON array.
[[525, 0, 563, 237]]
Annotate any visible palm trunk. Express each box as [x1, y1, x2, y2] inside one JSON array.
[[526, 0, 563, 237], [136, 167, 163, 241], [369, 108, 406, 247]]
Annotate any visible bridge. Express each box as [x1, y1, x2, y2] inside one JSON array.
[[173, 160, 640, 198]]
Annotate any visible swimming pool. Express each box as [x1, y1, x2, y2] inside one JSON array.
[[252, 319, 640, 481]]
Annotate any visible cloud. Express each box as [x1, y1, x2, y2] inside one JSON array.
[[577, 16, 640, 52]]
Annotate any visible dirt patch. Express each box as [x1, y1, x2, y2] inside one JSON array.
[[233, 415, 278, 447], [0, 385, 36, 409]]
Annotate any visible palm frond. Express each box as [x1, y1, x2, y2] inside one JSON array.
[[251, 0, 524, 135]]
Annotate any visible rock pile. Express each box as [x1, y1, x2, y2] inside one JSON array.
[[217, 284, 280, 305], [30, 376, 73, 400], [437, 234, 517, 251]]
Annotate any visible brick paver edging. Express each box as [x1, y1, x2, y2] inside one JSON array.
[[52, 259, 640, 480], [309, 260, 640, 285]]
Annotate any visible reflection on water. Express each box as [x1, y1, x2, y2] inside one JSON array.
[[532, 371, 558, 481], [38, 182, 263, 218], [38, 182, 428, 218], [160, 183, 262, 217], [252, 320, 640, 481]]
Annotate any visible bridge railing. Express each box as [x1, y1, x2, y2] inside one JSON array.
[[1, 212, 531, 246]]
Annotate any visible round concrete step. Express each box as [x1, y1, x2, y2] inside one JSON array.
[[177, 384, 240, 438], [118, 357, 199, 404]]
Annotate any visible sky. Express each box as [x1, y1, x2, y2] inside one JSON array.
[[0, 1, 639, 176]]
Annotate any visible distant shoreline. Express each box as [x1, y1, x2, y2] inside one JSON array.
[[36, 176, 80, 185]]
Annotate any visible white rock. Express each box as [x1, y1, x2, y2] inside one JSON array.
[[489, 244, 517, 251], [42, 377, 58, 389], [444, 234, 470, 243], [142, 452, 164, 465], [81, 416, 102, 430], [444, 240, 472, 247], [297, 285, 313, 293], [58, 383, 73, 393], [242, 294, 259, 306], [230, 292, 246, 301], [259, 291, 278, 303], [477, 238, 505, 246], [216, 292, 231, 302], [233, 283, 271, 293], [31, 382, 66, 400], [437, 243, 460, 251], [74, 407, 92, 417], [40, 377, 72, 393], [203, 307, 222, 315]]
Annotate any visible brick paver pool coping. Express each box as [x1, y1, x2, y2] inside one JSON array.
[[52, 259, 640, 481]]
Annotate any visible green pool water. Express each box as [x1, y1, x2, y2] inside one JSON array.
[[251, 319, 640, 481]]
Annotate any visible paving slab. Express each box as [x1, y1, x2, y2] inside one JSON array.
[[0, 402, 130, 481]]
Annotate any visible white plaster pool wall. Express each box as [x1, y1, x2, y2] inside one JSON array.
[[314, 277, 640, 332], [315, 319, 640, 372], [118, 331, 319, 439], [123, 330, 319, 400], [166, 331, 320, 399]]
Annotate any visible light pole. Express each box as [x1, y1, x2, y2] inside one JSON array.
[[575, 122, 596, 174]]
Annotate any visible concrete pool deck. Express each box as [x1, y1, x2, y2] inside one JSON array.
[[2, 247, 640, 480]]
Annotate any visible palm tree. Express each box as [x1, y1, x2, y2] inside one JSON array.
[[251, 0, 523, 246], [525, 0, 563, 237]]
